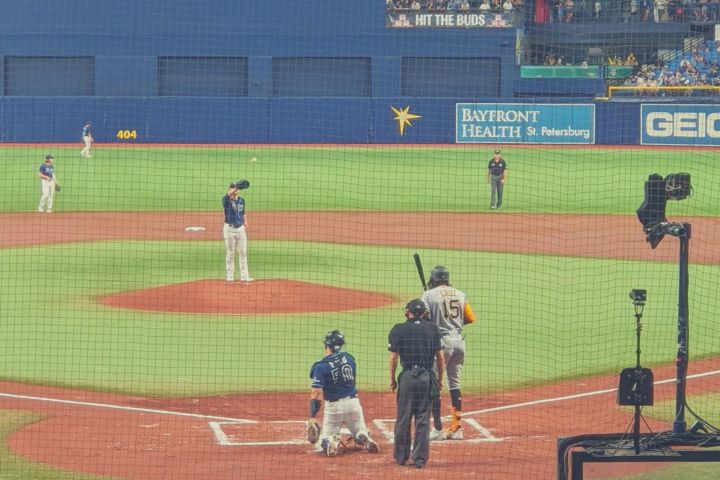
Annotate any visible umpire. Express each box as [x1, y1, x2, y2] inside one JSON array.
[[388, 299, 445, 469], [487, 148, 508, 210]]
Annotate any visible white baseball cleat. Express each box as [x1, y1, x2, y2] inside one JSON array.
[[444, 428, 464, 440], [429, 429, 446, 441], [326, 435, 341, 457], [226, 277, 234, 282]]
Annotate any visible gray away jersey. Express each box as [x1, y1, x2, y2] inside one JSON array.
[[421, 285, 471, 334]]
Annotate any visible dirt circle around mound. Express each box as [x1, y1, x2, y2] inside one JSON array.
[[100, 279, 397, 315]]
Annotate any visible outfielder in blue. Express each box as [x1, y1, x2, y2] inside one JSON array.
[[307, 330, 379, 457], [38, 154, 57, 213]]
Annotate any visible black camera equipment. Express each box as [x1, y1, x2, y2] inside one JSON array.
[[618, 289, 654, 454], [636, 173, 693, 434], [636, 173, 692, 249]]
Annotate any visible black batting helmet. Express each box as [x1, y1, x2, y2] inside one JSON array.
[[429, 265, 450, 286], [405, 299, 428, 320], [324, 330, 345, 352]]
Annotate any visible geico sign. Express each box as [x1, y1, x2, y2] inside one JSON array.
[[646, 112, 720, 138]]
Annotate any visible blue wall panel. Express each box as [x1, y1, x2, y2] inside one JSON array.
[[0, 97, 666, 145], [267, 98, 371, 144]]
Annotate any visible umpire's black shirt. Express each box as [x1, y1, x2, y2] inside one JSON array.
[[488, 158, 507, 176], [388, 320, 442, 370]]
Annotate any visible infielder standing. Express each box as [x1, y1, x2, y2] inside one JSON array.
[[38, 154, 57, 213], [308, 330, 379, 457], [222, 180, 253, 282], [81, 121, 93, 158], [422, 266, 476, 440]]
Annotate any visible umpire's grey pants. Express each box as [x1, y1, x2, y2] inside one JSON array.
[[394, 369, 433, 466], [490, 174, 504, 208]]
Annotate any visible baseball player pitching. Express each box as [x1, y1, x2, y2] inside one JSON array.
[[307, 330, 379, 457], [421, 265, 476, 440], [222, 180, 253, 282], [38, 154, 57, 213]]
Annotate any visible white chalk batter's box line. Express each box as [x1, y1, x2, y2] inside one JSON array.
[[208, 418, 503, 447]]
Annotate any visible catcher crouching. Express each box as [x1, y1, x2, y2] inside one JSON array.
[[307, 330, 379, 456]]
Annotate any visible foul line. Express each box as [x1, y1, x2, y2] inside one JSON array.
[[461, 369, 720, 418], [0, 392, 255, 424], [1, 369, 719, 426]]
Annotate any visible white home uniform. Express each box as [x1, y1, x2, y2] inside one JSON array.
[[310, 352, 372, 451], [38, 156, 56, 213]]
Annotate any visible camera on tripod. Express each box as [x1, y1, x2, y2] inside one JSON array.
[[629, 289, 646, 306], [618, 288, 654, 407]]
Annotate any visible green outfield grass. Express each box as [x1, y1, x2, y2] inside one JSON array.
[[0, 145, 719, 399], [1, 238, 720, 396], [1, 146, 718, 215]]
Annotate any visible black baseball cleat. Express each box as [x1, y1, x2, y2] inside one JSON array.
[[414, 460, 425, 469], [357, 432, 379, 453]]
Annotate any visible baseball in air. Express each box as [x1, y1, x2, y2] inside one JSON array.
[[251, 157, 257, 163]]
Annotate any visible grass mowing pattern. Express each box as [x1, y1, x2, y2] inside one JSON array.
[[2, 240, 720, 396], [2, 146, 719, 215]]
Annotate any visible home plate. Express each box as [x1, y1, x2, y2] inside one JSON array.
[[185, 226, 206, 232]]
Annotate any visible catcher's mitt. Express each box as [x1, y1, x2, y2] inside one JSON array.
[[54, 184, 62, 192], [306, 419, 321, 444], [235, 179, 250, 190]]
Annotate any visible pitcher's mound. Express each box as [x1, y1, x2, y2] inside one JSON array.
[[100, 279, 396, 315]]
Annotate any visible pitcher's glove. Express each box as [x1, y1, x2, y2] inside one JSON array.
[[306, 419, 321, 444], [54, 184, 62, 192]]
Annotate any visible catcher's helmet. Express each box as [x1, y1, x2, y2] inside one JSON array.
[[324, 330, 345, 352], [405, 298, 428, 319], [429, 265, 450, 285]]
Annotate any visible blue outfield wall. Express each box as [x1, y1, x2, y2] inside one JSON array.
[[0, 97, 644, 145]]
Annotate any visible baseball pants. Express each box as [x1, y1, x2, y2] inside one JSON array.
[[81, 137, 92, 157], [490, 174, 504, 208], [39, 179, 55, 212], [442, 332, 465, 390], [394, 368, 433, 466], [316, 396, 371, 450], [223, 224, 250, 281]]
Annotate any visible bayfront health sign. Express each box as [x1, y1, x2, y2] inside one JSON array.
[[456, 103, 595, 144], [641, 104, 720, 146]]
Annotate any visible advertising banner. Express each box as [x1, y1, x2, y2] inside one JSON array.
[[386, 11, 513, 28], [456, 103, 595, 144], [641, 104, 720, 146]]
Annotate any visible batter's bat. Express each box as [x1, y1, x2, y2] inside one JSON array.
[[413, 252, 428, 291]]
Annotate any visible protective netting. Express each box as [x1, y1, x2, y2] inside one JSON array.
[[1, 1, 720, 479]]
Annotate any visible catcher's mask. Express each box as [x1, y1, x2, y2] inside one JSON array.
[[405, 299, 428, 320], [324, 330, 345, 352], [428, 265, 450, 287]]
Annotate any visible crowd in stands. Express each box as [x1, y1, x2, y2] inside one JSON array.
[[542, 52, 637, 65], [545, 0, 720, 23], [387, 0, 524, 14], [622, 40, 720, 91]]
